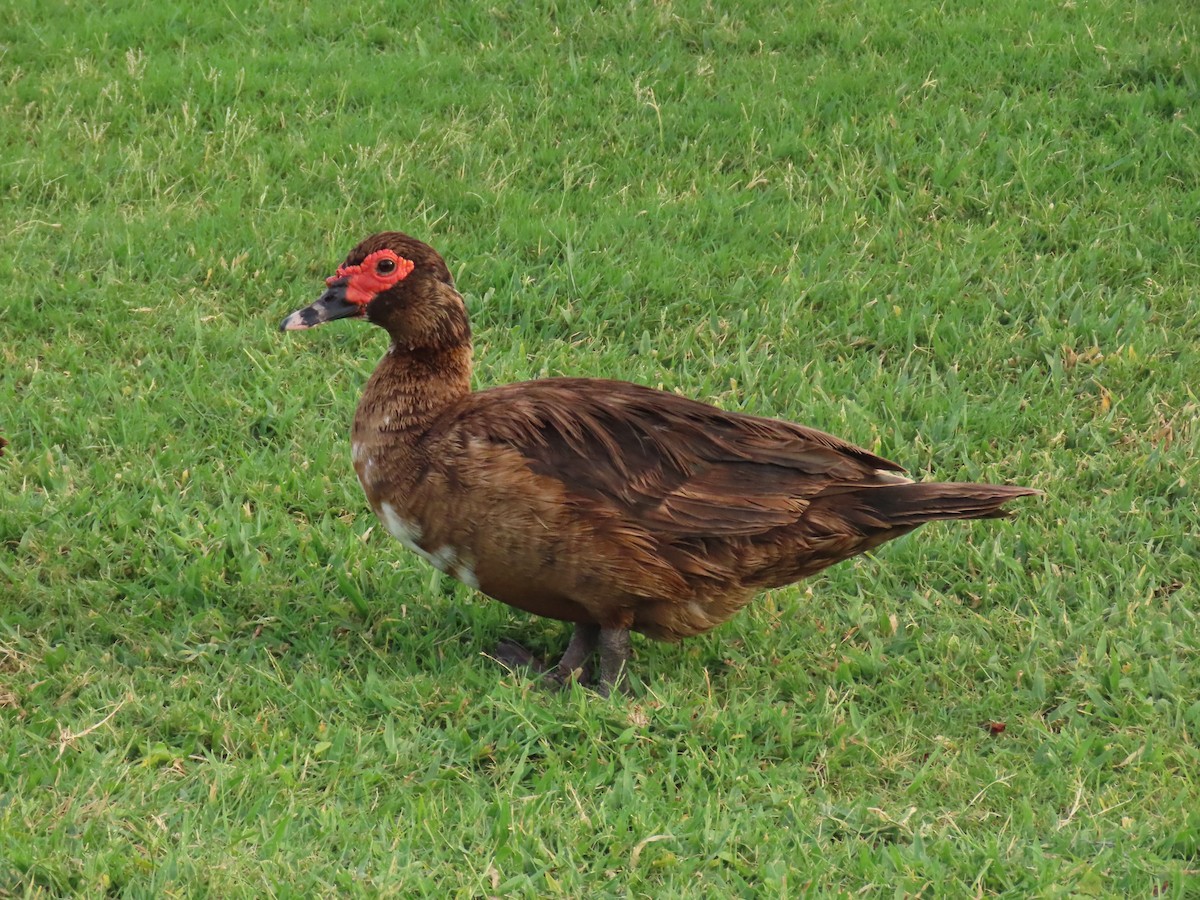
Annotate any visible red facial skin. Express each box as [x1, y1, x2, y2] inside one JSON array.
[[330, 248, 415, 305]]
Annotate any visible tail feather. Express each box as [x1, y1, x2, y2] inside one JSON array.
[[751, 480, 1039, 590], [855, 482, 1040, 528]]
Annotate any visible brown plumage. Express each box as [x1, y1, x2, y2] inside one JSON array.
[[281, 232, 1038, 694]]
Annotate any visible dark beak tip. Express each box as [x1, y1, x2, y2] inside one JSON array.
[[279, 309, 311, 332]]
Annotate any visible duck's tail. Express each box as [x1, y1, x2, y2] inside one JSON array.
[[750, 480, 1039, 590], [850, 481, 1041, 529]]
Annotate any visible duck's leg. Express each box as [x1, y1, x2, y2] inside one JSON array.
[[493, 623, 600, 686], [597, 627, 632, 697], [548, 622, 600, 686], [496, 624, 628, 695]]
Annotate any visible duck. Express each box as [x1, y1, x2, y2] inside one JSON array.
[[281, 232, 1038, 695]]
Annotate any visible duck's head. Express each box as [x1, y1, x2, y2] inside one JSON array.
[[280, 232, 469, 352]]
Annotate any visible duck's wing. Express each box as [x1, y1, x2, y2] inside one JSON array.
[[441, 378, 907, 539]]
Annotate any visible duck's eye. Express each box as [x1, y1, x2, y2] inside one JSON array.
[[376, 257, 397, 275]]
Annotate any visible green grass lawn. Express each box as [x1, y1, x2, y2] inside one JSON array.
[[3, 0, 1199, 895]]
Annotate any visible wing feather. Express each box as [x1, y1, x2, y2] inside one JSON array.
[[440, 378, 904, 539]]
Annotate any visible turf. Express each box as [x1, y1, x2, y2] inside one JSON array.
[[2, 0, 1199, 895]]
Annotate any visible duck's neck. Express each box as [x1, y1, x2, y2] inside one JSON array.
[[352, 341, 473, 455]]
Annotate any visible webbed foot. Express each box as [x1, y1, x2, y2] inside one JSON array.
[[492, 639, 549, 675]]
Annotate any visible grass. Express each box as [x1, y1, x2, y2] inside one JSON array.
[[2, 0, 1199, 894]]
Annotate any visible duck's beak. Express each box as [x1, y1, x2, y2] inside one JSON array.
[[279, 279, 363, 331]]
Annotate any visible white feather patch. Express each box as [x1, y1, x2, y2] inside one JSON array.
[[379, 502, 424, 554], [378, 502, 477, 588], [455, 564, 480, 590]]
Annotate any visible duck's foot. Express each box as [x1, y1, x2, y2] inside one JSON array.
[[544, 623, 599, 688], [494, 624, 633, 696], [492, 639, 549, 675], [494, 624, 603, 690]]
